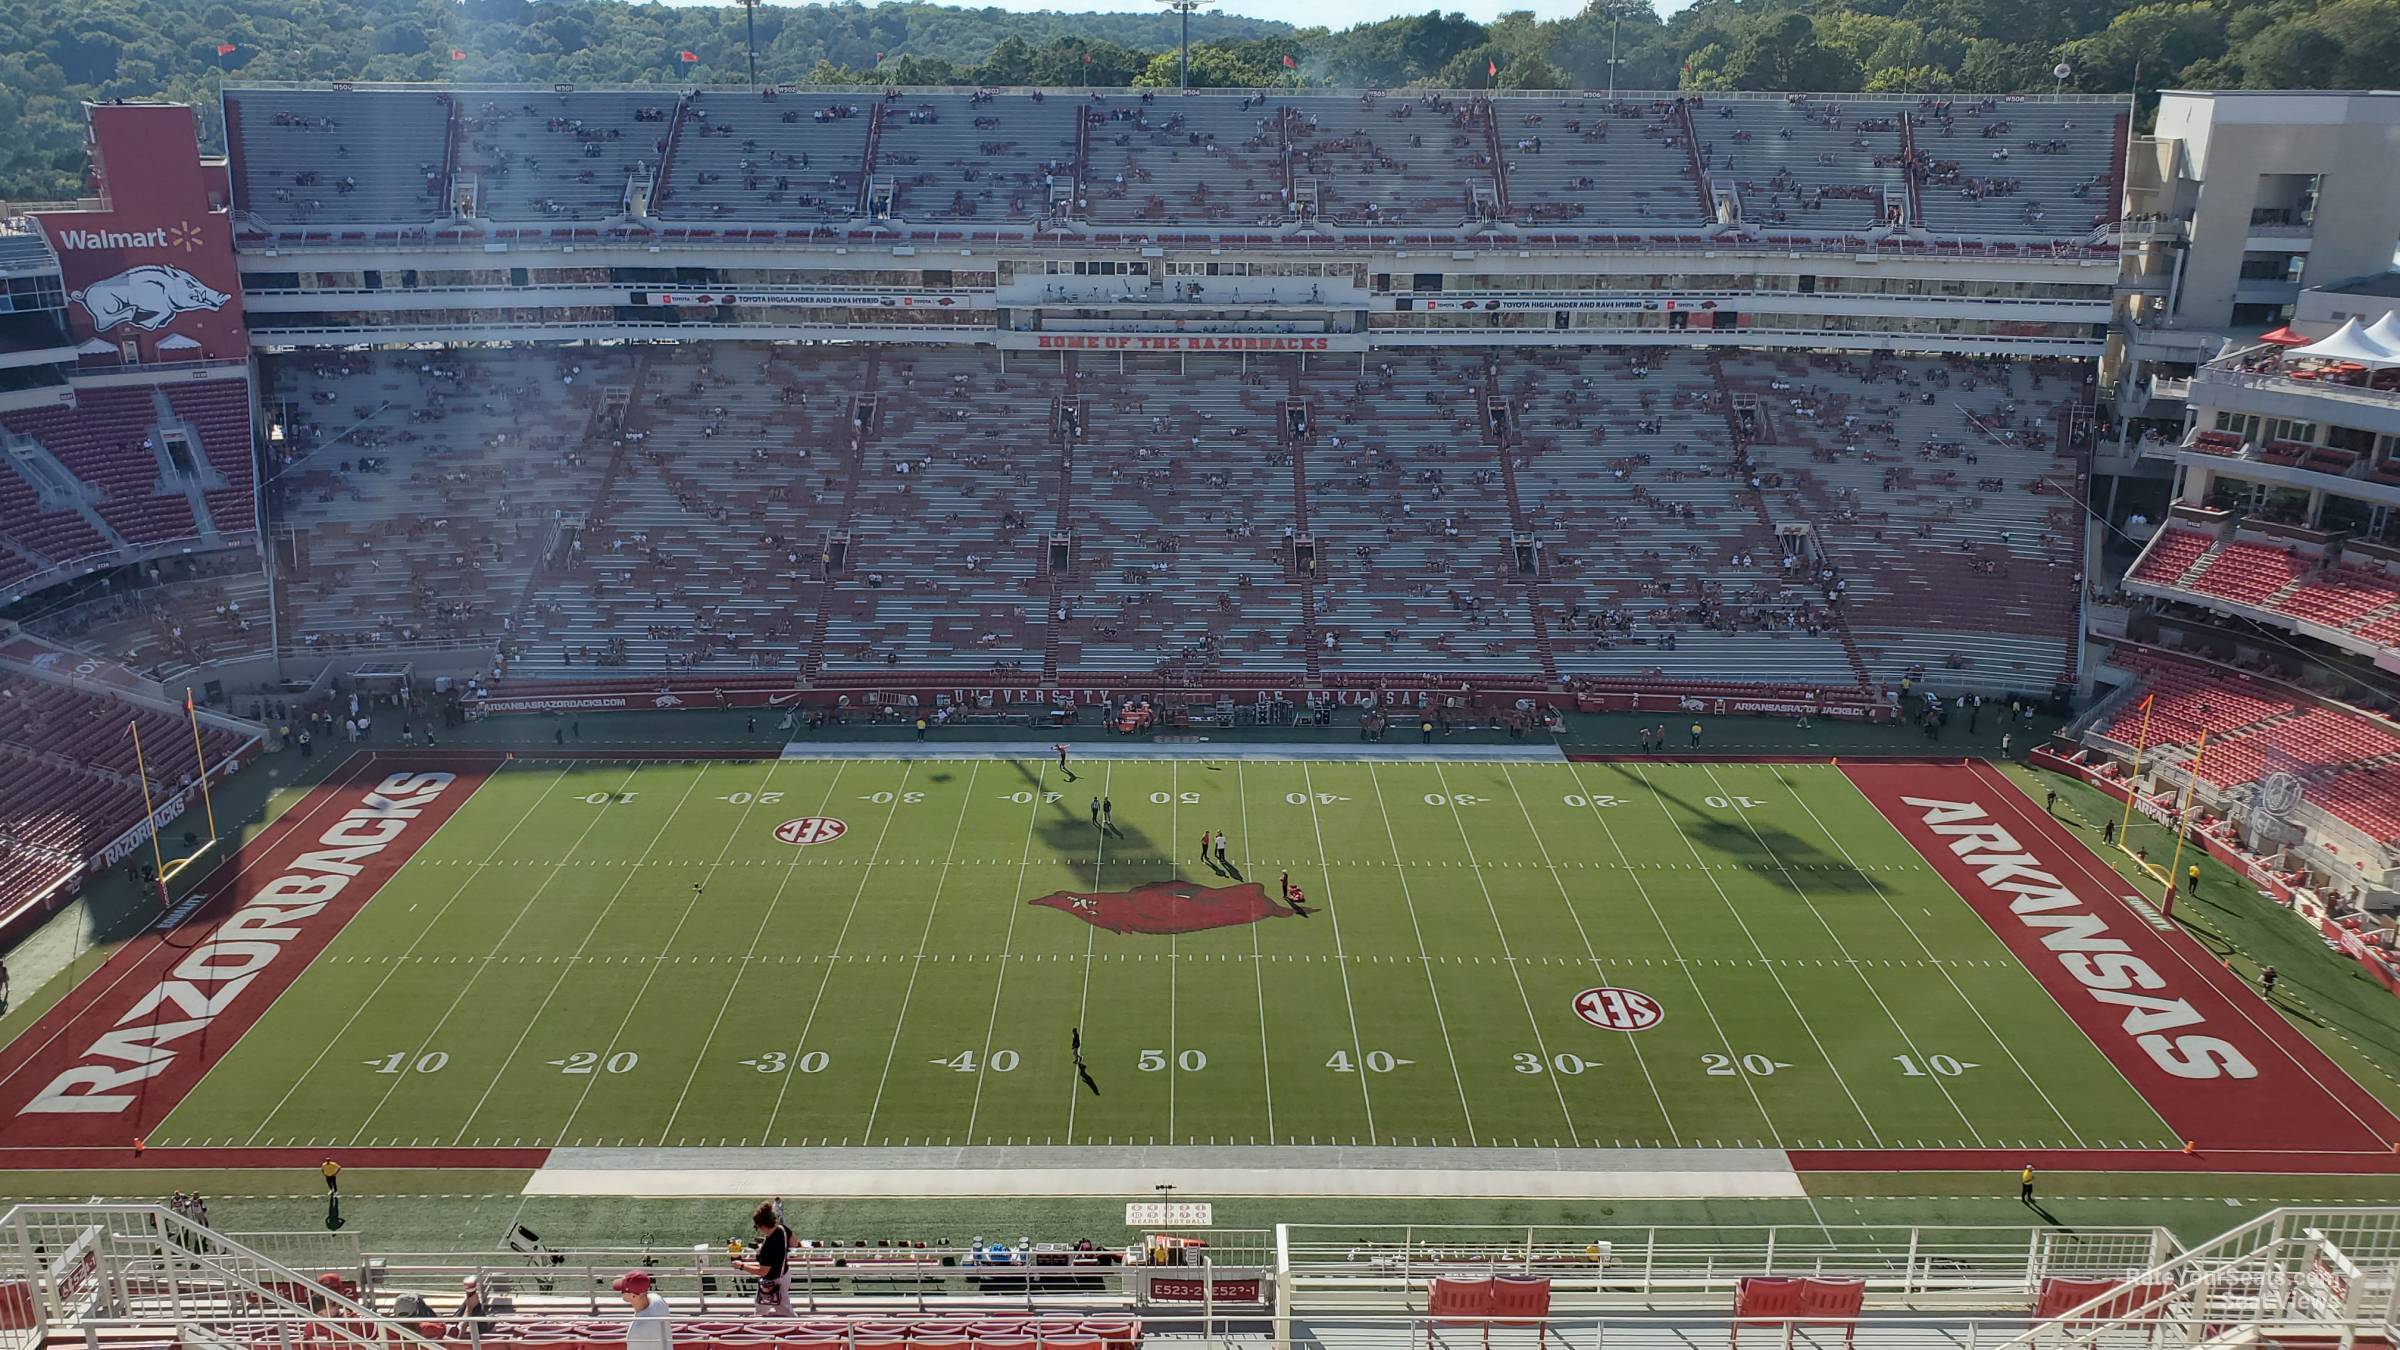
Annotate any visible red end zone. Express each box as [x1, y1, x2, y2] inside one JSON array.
[[1844, 759, 2400, 1156], [0, 753, 498, 1150]]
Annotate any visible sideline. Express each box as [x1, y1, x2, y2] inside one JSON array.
[[780, 741, 1569, 763], [525, 1144, 1800, 1198]]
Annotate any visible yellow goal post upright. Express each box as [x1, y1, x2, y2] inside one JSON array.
[[123, 688, 225, 907]]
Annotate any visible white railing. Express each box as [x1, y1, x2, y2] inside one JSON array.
[[1279, 1224, 2170, 1306], [2001, 1207, 2400, 1348]]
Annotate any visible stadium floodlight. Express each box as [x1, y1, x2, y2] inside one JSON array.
[[1151, 0, 1204, 90], [742, 0, 761, 91], [2053, 61, 2073, 96]]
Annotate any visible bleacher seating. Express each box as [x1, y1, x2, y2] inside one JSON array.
[[2131, 535, 2400, 650], [2090, 649, 2400, 845], [1085, 96, 1293, 227], [219, 86, 2128, 246], [27, 557, 271, 681], [249, 341, 2098, 691], [2182, 539, 2307, 606], [0, 374, 256, 597], [1700, 97, 1908, 231], [659, 90, 871, 223], [1909, 97, 2119, 237], [872, 94, 1078, 223], [0, 670, 246, 895], [228, 90, 451, 227], [458, 91, 674, 223], [1496, 97, 1705, 229], [2128, 528, 2212, 586], [265, 349, 626, 654], [1284, 94, 1490, 225], [1720, 349, 2086, 685]]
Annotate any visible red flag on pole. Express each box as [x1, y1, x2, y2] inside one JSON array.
[[1281, 53, 1296, 68], [184, 691, 195, 714], [450, 48, 466, 60], [216, 42, 237, 55], [678, 49, 699, 62], [1488, 58, 1499, 77]]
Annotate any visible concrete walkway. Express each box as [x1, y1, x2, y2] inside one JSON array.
[[524, 1145, 1800, 1199], [779, 741, 1568, 763]]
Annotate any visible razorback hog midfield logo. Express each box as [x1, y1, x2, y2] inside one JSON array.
[[1031, 880, 1299, 935], [72, 264, 231, 333]]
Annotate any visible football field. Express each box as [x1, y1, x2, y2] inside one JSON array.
[[7, 747, 2394, 1164]]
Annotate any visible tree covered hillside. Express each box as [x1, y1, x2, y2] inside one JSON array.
[[2, 0, 2394, 203]]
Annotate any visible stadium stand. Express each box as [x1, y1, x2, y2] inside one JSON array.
[[249, 342, 2088, 690], [263, 348, 626, 655], [222, 87, 2126, 249], [224, 89, 452, 227], [0, 669, 248, 904], [870, 93, 1079, 223], [0, 373, 257, 596], [2088, 648, 2400, 846], [2126, 527, 2400, 647], [659, 90, 873, 223]]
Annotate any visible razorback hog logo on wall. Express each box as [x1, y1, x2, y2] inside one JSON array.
[[1901, 795, 2258, 1081], [20, 771, 459, 1116], [1031, 880, 1299, 935], [72, 264, 231, 333]]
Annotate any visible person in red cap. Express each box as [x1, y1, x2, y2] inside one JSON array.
[[614, 1270, 672, 1350]]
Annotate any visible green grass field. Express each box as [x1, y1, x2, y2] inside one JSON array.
[[147, 754, 2185, 1153]]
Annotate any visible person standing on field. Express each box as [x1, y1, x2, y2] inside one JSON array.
[[320, 1158, 341, 1193], [2019, 1163, 2035, 1204]]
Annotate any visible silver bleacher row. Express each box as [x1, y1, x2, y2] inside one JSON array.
[[226, 88, 2119, 239], [259, 344, 2080, 689]]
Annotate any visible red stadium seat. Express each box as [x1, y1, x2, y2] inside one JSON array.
[[1428, 1277, 1495, 1324], [1490, 1276, 1552, 1324], [1732, 1277, 1803, 1343]]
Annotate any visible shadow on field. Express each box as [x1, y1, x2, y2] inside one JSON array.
[[1579, 763, 1883, 895], [1000, 759, 1169, 865]]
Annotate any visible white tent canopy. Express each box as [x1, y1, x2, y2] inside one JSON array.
[[2366, 311, 2400, 354], [2291, 316, 2400, 368]]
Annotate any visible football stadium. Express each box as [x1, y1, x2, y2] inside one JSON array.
[[3, 47, 2400, 1350]]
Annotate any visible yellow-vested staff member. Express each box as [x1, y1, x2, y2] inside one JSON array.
[[321, 1157, 341, 1193]]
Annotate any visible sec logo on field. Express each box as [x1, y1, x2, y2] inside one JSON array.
[[1572, 986, 1662, 1031], [773, 817, 847, 847]]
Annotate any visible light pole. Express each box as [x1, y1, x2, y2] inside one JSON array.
[[742, 0, 760, 90], [1607, 9, 1621, 97], [1152, 0, 1201, 89]]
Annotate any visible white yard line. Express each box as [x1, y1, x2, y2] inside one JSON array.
[[763, 764, 920, 1137], [239, 763, 571, 1145], [1696, 764, 1984, 1145], [1497, 762, 1682, 1146], [860, 763, 982, 1141], [445, 764, 723, 1142], [1425, 764, 1583, 1147], [1299, 764, 1378, 1144], [343, 762, 654, 1144], [659, 763, 850, 1143], [1357, 764, 1478, 1146], [1562, 762, 1788, 1146], [1234, 762, 1275, 1144], [1632, 763, 1886, 1144], [964, 760, 1054, 1142], [1064, 764, 1113, 1145], [549, 758, 791, 1143], [1784, 767, 2089, 1146]]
